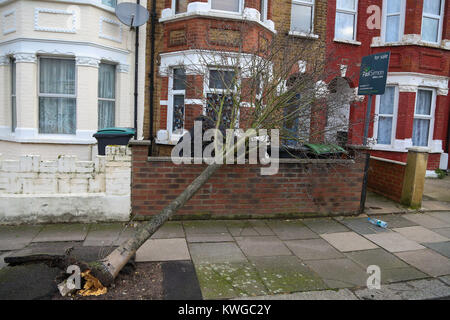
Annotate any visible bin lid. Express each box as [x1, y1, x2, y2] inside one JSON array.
[[304, 143, 347, 155], [94, 127, 136, 136]]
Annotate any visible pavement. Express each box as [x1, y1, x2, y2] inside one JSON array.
[[1, 185, 450, 300]]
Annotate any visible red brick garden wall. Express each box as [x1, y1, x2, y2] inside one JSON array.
[[131, 145, 365, 218], [367, 157, 406, 202]]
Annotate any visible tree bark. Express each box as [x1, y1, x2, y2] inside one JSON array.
[[94, 163, 223, 286]]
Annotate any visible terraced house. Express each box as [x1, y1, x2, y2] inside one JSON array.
[[0, 0, 147, 160]]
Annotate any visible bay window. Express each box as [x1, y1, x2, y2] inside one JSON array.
[[175, 0, 188, 14], [335, 0, 358, 41], [98, 63, 116, 129], [206, 69, 237, 128], [11, 58, 16, 132], [412, 89, 434, 147], [383, 0, 404, 43], [211, 0, 241, 13], [39, 58, 76, 134], [375, 86, 396, 145], [291, 0, 315, 34], [421, 0, 445, 43]]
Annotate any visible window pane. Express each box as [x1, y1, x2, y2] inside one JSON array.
[[385, 15, 400, 42], [173, 68, 186, 90], [412, 119, 430, 146], [209, 70, 235, 90], [206, 93, 234, 128], [387, 0, 401, 14], [175, 0, 188, 14], [335, 12, 355, 40], [39, 97, 76, 134], [173, 95, 185, 134], [102, 0, 117, 8], [260, 0, 265, 21], [421, 17, 439, 42], [377, 116, 393, 145], [98, 100, 115, 129], [211, 0, 240, 12], [379, 87, 395, 114], [423, 0, 441, 15], [40, 58, 75, 95], [291, 4, 312, 33], [416, 90, 432, 115], [337, 0, 356, 10], [98, 63, 116, 99]]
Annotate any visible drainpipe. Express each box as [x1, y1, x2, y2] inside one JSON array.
[[133, 0, 140, 140], [148, 0, 157, 154]]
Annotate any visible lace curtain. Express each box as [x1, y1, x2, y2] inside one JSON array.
[[98, 63, 116, 129]]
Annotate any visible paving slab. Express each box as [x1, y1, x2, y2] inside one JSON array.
[[364, 232, 425, 253], [302, 218, 350, 234], [427, 212, 450, 224], [395, 249, 450, 277], [162, 261, 203, 300], [249, 256, 327, 294], [83, 223, 131, 246], [194, 262, 268, 299], [369, 214, 419, 228], [305, 258, 367, 289], [0, 225, 42, 250], [266, 220, 319, 240], [344, 248, 409, 270], [186, 233, 234, 243], [284, 239, 344, 260], [249, 220, 276, 236], [439, 275, 450, 286], [151, 222, 185, 239], [135, 238, 190, 262], [432, 228, 450, 238], [0, 263, 60, 300], [339, 217, 389, 235], [189, 242, 247, 264], [235, 236, 292, 257], [236, 288, 358, 300], [7, 242, 79, 262], [421, 200, 450, 212], [225, 221, 260, 237], [403, 213, 450, 229], [321, 232, 378, 252], [380, 267, 429, 284], [183, 221, 229, 235], [393, 226, 448, 244], [32, 223, 89, 242], [423, 242, 450, 258]]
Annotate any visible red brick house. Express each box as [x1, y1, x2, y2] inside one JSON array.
[[324, 0, 449, 174]]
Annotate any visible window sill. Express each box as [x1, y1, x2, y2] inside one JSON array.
[[371, 36, 450, 51], [333, 38, 362, 46], [288, 31, 319, 40], [0, 127, 97, 144]]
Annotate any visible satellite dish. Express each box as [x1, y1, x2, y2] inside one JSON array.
[[115, 2, 149, 27]]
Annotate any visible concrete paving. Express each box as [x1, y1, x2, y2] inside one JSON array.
[[0, 209, 449, 300]]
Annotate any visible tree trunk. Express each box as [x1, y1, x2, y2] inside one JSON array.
[[94, 163, 223, 286]]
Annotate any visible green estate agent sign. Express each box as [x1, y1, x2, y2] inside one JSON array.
[[358, 52, 390, 95]]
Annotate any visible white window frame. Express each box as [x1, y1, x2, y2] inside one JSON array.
[[167, 67, 187, 141], [204, 67, 240, 127], [260, 0, 268, 21], [172, 0, 188, 15], [98, 62, 117, 129], [412, 88, 436, 147], [381, 0, 405, 43], [209, 0, 244, 14], [373, 86, 399, 146], [290, 0, 315, 34], [37, 56, 77, 135], [335, 0, 358, 41], [421, 0, 445, 44], [10, 57, 16, 132]]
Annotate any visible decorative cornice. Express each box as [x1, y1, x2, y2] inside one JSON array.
[[34, 8, 76, 34], [75, 56, 100, 67], [0, 55, 10, 65], [117, 64, 129, 73], [13, 53, 37, 63]]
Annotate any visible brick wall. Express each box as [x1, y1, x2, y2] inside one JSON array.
[[131, 145, 365, 218], [367, 157, 406, 202]]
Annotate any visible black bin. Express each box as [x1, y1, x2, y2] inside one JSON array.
[[93, 127, 136, 155]]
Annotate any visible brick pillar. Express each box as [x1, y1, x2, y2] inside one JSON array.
[[401, 147, 429, 209]]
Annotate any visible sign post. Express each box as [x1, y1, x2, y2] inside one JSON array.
[[358, 51, 391, 146], [357, 51, 390, 213]]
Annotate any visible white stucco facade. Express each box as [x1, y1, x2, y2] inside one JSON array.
[[0, 0, 147, 160]]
